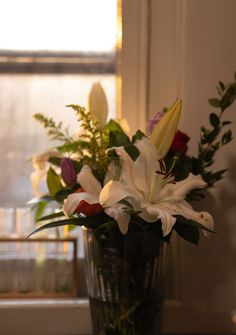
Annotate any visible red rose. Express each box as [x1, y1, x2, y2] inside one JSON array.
[[170, 130, 190, 155], [75, 187, 103, 216]]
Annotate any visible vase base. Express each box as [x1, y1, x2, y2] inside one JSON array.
[[89, 296, 163, 335]]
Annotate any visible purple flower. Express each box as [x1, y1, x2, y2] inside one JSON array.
[[147, 111, 164, 135], [60, 157, 77, 186]]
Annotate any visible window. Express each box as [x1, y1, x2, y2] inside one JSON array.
[[0, 0, 118, 303], [0, 0, 118, 209]]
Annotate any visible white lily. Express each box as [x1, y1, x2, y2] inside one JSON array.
[[30, 150, 61, 197], [63, 163, 123, 219], [99, 136, 214, 236], [63, 165, 102, 217]]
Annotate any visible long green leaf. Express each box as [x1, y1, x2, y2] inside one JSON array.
[[27, 218, 82, 238], [37, 211, 65, 222]]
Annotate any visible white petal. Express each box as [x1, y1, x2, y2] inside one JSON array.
[[30, 170, 46, 197], [159, 174, 207, 201], [63, 192, 99, 217], [104, 160, 120, 184], [145, 205, 176, 236], [100, 180, 141, 207], [111, 146, 135, 184], [105, 205, 130, 234], [77, 165, 102, 197], [157, 200, 214, 232], [133, 137, 160, 196]]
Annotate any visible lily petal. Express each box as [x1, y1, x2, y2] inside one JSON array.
[[77, 165, 102, 197], [63, 192, 99, 217], [156, 200, 214, 233], [133, 137, 161, 196], [105, 204, 130, 234], [145, 205, 176, 236], [30, 170, 46, 197], [99, 180, 141, 208], [88, 82, 108, 128], [159, 173, 207, 201], [150, 99, 182, 158], [110, 146, 136, 185]]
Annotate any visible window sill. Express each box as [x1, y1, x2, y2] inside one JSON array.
[[0, 298, 92, 335]]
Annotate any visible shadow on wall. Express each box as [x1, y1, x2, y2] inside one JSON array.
[[181, 154, 236, 311]]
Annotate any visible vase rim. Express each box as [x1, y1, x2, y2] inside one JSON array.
[[82, 225, 167, 240]]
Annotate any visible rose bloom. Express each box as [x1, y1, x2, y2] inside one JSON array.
[[170, 130, 190, 155], [75, 187, 103, 216]]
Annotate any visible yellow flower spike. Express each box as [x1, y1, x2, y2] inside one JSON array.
[[150, 99, 182, 158], [88, 82, 108, 128]]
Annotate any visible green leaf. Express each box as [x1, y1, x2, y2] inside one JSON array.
[[174, 221, 200, 245], [124, 144, 140, 161], [222, 129, 233, 145], [34, 201, 48, 221], [28, 212, 110, 238], [222, 121, 232, 126], [211, 169, 228, 182], [48, 156, 61, 166], [175, 215, 215, 234], [219, 81, 225, 91], [47, 167, 63, 197], [208, 98, 221, 108], [27, 217, 81, 238], [132, 130, 145, 143], [202, 128, 220, 144], [105, 119, 131, 147], [209, 113, 220, 128], [37, 211, 65, 222]]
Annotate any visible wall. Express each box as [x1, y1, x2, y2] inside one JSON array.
[[148, 0, 236, 332]]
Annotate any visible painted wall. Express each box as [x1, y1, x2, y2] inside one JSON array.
[[149, 0, 236, 332]]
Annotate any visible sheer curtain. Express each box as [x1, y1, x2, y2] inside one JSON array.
[[0, 74, 116, 206]]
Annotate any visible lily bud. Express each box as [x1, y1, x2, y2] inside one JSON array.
[[150, 99, 182, 158], [60, 157, 77, 186], [88, 82, 108, 128]]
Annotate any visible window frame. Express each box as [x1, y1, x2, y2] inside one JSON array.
[[0, 51, 116, 74]]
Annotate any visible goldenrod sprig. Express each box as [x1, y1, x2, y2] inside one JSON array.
[[34, 113, 73, 144]]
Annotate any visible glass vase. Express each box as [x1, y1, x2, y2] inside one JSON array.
[[83, 227, 168, 335]]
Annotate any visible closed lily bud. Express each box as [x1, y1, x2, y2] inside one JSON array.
[[88, 82, 108, 128], [150, 99, 182, 158], [60, 157, 77, 186]]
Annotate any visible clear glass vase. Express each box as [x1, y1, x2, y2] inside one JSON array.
[[83, 227, 169, 335]]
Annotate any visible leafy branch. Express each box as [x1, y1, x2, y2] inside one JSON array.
[[34, 113, 73, 144], [67, 104, 110, 180], [197, 73, 236, 187]]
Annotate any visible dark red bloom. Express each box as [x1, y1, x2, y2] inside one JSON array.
[[170, 130, 190, 155], [75, 187, 103, 217]]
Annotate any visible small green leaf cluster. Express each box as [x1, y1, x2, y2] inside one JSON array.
[[197, 75, 235, 187], [169, 74, 235, 202]]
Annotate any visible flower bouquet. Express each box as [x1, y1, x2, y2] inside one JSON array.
[[29, 76, 236, 335]]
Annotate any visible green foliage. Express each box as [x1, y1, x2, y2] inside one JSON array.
[[34, 113, 73, 143], [47, 167, 63, 197], [197, 75, 235, 187], [172, 74, 235, 200]]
